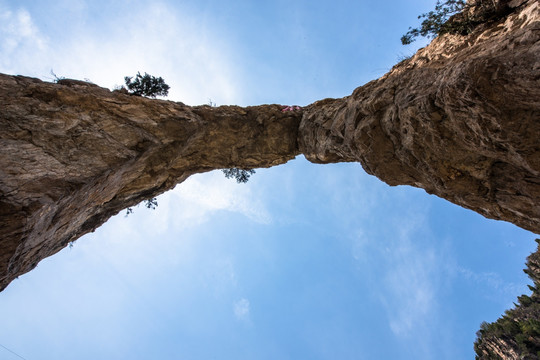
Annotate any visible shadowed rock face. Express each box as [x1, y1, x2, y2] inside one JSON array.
[[0, 0, 538, 295]]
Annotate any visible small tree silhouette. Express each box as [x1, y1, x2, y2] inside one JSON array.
[[401, 0, 467, 45], [125, 198, 158, 216], [124, 72, 170, 98], [222, 168, 256, 183]]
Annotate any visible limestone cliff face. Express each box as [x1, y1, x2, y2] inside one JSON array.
[[0, 0, 538, 295], [300, 0, 540, 233], [0, 79, 301, 290]]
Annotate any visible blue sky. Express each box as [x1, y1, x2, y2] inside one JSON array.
[[0, 1, 537, 359]]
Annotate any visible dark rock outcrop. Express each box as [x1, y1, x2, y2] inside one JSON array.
[[0, 0, 538, 299]]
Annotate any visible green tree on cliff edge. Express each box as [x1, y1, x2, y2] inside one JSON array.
[[124, 72, 170, 98], [474, 239, 540, 359]]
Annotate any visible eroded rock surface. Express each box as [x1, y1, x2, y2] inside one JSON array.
[[0, 0, 539, 294], [0, 79, 301, 290], [300, 0, 540, 233]]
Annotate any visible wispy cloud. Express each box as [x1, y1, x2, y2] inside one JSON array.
[[384, 246, 437, 337], [164, 171, 272, 228], [349, 196, 445, 358], [0, 1, 243, 105], [233, 298, 250, 322], [454, 266, 528, 305], [0, 6, 48, 74], [69, 171, 271, 283], [377, 214, 443, 358], [319, 165, 443, 346]]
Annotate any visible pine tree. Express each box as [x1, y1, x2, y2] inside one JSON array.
[[124, 72, 170, 98]]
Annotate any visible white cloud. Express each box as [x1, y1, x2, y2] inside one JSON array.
[[60, 170, 270, 289], [233, 298, 250, 321], [0, 1, 243, 105], [0, 7, 48, 74], [455, 266, 527, 304], [368, 213, 443, 359], [164, 171, 272, 228], [371, 213, 441, 338], [385, 248, 437, 336]]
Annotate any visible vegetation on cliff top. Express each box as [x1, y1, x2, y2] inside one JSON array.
[[401, 0, 512, 45], [124, 72, 170, 98], [474, 239, 540, 359]]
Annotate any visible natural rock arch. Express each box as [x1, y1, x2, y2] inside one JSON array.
[[0, 0, 538, 298]]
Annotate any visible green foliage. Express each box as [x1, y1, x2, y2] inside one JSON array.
[[475, 312, 540, 358], [125, 198, 158, 216], [144, 197, 158, 209], [474, 239, 540, 359], [124, 72, 170, 98], [222, 168, 256, 183], [401, 0, 468, 45], [50, 69, 65, 83]]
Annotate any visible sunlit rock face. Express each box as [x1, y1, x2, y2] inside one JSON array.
[[0, 0, 538, 296], [0, 77, 301, 291], [299, 0, 540, 233]]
